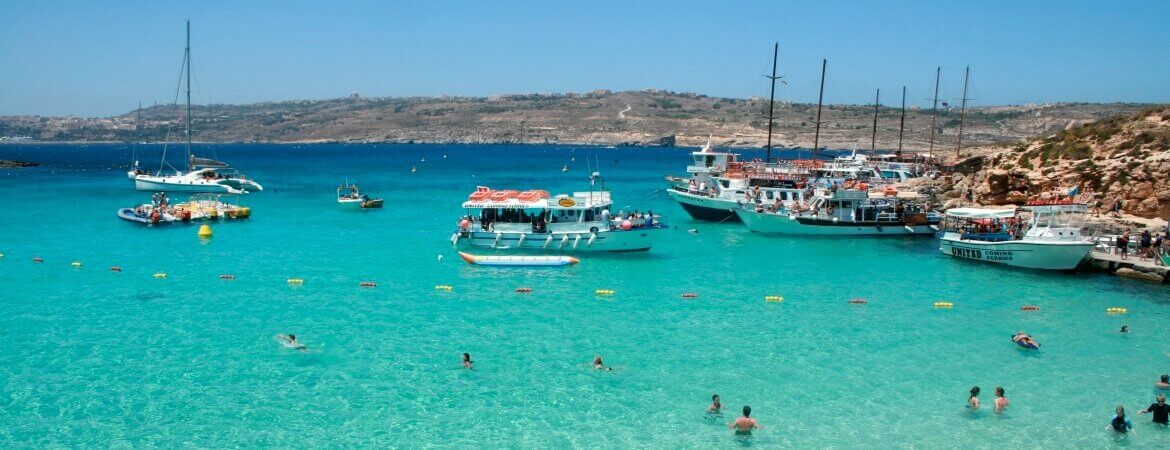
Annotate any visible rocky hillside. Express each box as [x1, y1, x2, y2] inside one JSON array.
[[0, 90, 1148, 150], [939, 106, 1170, 219]]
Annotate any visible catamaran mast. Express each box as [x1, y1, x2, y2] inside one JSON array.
[[927, 66, 940, 159], [897, 86, 906, 157], [870, 89, 880, 152], [956, 65, 970, 157], [811, 59, 826, 161], [764, 42, 779, 163], [185, 20, 192, 171]]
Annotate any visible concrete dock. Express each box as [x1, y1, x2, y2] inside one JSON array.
[[1086, 250, 1169, 284]]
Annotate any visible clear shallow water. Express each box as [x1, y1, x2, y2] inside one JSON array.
[[1, 143, 1168, 448]]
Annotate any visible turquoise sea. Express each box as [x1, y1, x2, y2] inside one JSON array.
[[1, 143, 1167, 448]]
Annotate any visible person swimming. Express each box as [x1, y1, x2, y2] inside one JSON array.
[[1156, 374, 1170, 390], [1011, 331, 1040, 349], [462, 353, 473, 370], [994, 387, 1009, 413], [1108, 405, 1135, 434], [277, 334, 307, 351], [967, 386, 981, 410], [707, 394, 723, 413], [728, 405, 760, 435], [592, 355, 613, 371]]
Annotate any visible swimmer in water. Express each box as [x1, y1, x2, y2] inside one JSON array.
[[283, 334, 306, 351], [1120, 325, 1128, 333], [707, 394, 723, 413], [1107, 405, 1135, 434], [462, 353, 473, 370], [1011, 331, 1040, 349], [967, 386, 981, 410], [727, 405, 760, 435], [1156, 374, 1170, 390], [994, 387, 1009, 413], [592, 355, 613, 371]]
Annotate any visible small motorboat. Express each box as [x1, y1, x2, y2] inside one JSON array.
[[458, 252, 579, 267], [117, 205, 177, 225], [338, 183, 383, 209]]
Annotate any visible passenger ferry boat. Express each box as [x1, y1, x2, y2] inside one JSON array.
[[735, 187, 940, 235], [665, 144, 813, 222], [938, 200, 1093, 270], [452, 177, 665, 252]]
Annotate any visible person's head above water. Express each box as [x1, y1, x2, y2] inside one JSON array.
[[463, 353, 471, 361], [712, 394, 720, 403], [1116, 405, 1126, 417], [288, 334, 296, 340], [970, 386, 980, 397], [1161, 374, 1169, 383], [593, 356, 603, 365], [995, 387, 1004, 397], [742, 405, 751, 417]]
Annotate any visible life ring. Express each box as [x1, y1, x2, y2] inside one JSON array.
[[589, 226, 599, 233], [680, 293, 699, 299], [515, 287, 533, 293], [1020, 305, 1040, 311]]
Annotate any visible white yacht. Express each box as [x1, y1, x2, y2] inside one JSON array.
[[939, 201, 1093, 270], [736, 188, 940, 235], [452, 174, 665, 252], [665, 143, 814, 222], [127, 21, 263, 195]]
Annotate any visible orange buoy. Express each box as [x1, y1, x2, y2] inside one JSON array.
[[515, 287, 533, 293], [1020, 305, 1040, 311], [680, 293, 699, 299], [849, 298, 868, 304]]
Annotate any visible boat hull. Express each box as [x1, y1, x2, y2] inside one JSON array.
[[458, 252, 578, 266], [455, 228, 659, 252], [939, 236, 1093, 270], [133, 177, 242, 194], [665, 189, 741, 222], [737, 209, 938, 236]]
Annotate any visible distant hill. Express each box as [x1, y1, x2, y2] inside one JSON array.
[[0, 90, 1152, 150], [940, 106, 1170, 219]]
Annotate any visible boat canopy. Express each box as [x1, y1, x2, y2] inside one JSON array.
[[944, 208, 1017, 219]]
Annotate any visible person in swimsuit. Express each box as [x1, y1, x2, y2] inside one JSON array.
[[592, 355, 612, 371], [1139, 394, 1169, 425], [994, 387, 1009, 413], [1107, 405, 1135, 434], [1120, 325, 1129, 333], [728, 405, 760, 435], [1011, 332, 1040, 349], [967, 386, 981, 410], [707, 394, 723, 413], [462, 353, 473, 370], [1156, 374, 1170, 390], [284, 334, 306, 351]]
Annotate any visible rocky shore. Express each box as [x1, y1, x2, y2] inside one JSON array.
[[0, 160, 37, 168]]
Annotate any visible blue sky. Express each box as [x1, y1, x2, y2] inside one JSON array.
[[1, 0, 1167, 116]]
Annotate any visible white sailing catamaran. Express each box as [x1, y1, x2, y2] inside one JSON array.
[[127, 21, 262, 195]]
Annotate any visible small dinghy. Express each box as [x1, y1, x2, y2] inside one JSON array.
[[338, 183, 383, 209], [117, 206, 176, 225], [458, 252, 579, 267]]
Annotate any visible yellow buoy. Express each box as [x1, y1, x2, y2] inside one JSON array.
[[933, 301, 954, 308], [595, 289, 615, 295], [764, 295, 783, 302], [287, 278, 305, 285], [1106, 307, 1127, 314], [434, 284, 453, 291], [153, 273, 167, 279], [198, 224, 213, 238], [70, 261, 82, 267]]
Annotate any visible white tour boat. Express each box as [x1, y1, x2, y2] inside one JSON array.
[[452, 176, 665, 252], [665, 143, 814, 222], [127, 21, 263, 195], [736, 187, 940, 236], [938, 201, 1093, 270]]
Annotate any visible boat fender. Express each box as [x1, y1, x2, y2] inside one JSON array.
[[764, 295, 783, 302], [518, 233, 526, 246], [587, 233, 597, 247], [544, 235, 553, 249], [559, 234, 569, 248], [493, 232, 502, 247], [572, 234, 581, 249], [832, 217, 839, 223], [930, 225, 940, 231], [451, 233, 460, 246], [903, 225, 913, 233]]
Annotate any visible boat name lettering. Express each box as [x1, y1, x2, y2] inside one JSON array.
[[951, 247, 1013, 261]]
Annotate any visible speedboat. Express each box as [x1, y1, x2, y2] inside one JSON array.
[[938, 200, 1093, 270], [451, 173, 665, 252], [337, 184, 383, 208], [736, 186, 940, 235], [117, 204, 179, 225]]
